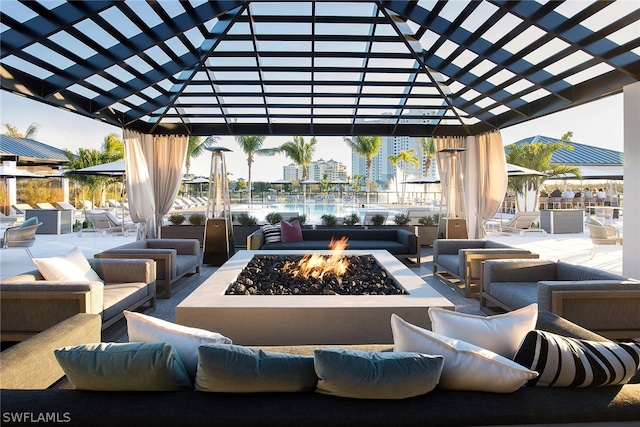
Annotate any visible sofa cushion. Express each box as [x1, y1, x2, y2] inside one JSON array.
[[32, 246, 102, 283], [391, 314, 538, 393], [436, 254, 460, 275], [346, 240, 407, 254], [54, 342, 191, 391], [457, 248, 532, 279], [514, 330, 640, 387], [429, 304, 538, 358], [125, 311, 232, 378], [196, 344, 316, 393], [281, 220, 303, 243], [19, 216, 39, 228], [484, 240, 513, 249], [314, 348, 444, 399], [489, 282, 538, 310], [102, 282, 151, 321], [175, 254, 199, 277], [556, 260, 626, 281]]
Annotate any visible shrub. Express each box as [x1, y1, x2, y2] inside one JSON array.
[[321, 214, 337, 226], [235, 212, 258, 226], [343, 213, 360, 226], [265, 212, 282, 225], [188, 213, 206, 226], [370, 214, 386, 226], [418, 214, 439, 227], [290, 214, 307, 225], [168, 213, 186, 225], [394, 213, 410, 226]]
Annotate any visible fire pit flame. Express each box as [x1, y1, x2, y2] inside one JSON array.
[[284, 237, 349, 280]]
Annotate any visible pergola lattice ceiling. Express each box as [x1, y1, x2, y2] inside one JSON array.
[[1, 0, 639, 137]]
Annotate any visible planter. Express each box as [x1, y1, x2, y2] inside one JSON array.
[[160, 225, 205, 246], [416, 226, 438, 247]]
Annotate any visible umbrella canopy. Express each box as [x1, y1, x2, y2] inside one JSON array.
[[300, 179, 320, 184], [184, 177, 209, 184], [403, 176, 441, 184], [66, 160, 125, 177], [270, 178, 291, 184], [0, 165, 43, 178], [506, 163, 547, 177]]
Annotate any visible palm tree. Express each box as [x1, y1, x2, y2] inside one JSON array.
[[3, 122, 39, 139], [234, 135, 267, 202], [418, 137, 436, 176], [101, 133, 124, 160], [343, 136, 382, 203], [388, 153, 401, 202], [185, 135, 218, 179], [62, 147, 109, 209], [506, 137, 581, 211], [278, 136, 317, 181], [396, 149, 421, 203]]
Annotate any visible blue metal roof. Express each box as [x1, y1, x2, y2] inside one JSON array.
[[0, 134, 68, 164], [506, 136, 623, 166]]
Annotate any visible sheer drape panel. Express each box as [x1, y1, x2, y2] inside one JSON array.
[[124, 130, 155, 240], [475, 131, 507, 237], [434, 136, 466, 218], [152, 135, 188, 237]]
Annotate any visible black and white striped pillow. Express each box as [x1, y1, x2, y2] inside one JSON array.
[[262, 224, 282, 243], [514, 330, 640, 387]]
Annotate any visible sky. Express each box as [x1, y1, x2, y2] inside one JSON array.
[[0, 90, 624, 182]]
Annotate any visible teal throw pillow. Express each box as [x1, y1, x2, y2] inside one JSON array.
[[20, 216, 39, 228], [314, 348, 444, 399], [196, 344, 317, 392], [54, 342, 192, 391]]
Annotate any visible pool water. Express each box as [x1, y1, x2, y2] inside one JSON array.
[[232, 203, 403, 225]]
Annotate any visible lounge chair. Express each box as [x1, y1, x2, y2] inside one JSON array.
[[0, 220, 42, 257], [484, 212, 546, 236], [81, 210, 135, 236], [585, 216, 622, 259]]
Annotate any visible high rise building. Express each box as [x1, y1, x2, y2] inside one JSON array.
[[282, 159, 348, 182]]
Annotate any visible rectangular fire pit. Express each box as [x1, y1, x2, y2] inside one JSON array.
[[176, 250, 454, 346]]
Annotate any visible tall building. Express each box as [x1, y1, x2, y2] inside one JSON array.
[[282, 159, 348, 182]]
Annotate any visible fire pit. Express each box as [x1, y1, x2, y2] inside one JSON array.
[[176, 250, 454, 346]]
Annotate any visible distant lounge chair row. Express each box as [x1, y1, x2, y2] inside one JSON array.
[[171, 197, 208, 211]]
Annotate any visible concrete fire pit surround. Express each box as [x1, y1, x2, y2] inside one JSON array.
[[176, 250, 454, 346]]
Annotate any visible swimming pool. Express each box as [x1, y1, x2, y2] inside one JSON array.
[[232, 203, 404, 225]]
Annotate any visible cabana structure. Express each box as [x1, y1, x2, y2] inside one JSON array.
[[1, 0, 639, 277]]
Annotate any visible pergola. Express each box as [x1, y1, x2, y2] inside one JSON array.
[[1, 0, 639, 275]]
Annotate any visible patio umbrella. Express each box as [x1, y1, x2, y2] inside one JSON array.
[[403, 176, 441, 205], [184, 177, 209, 197], [506, 163, 547, 177], [0, 166, 44, 215]]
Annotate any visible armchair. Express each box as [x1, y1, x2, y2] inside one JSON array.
[[433, 239, 538, 297], [0, 220, 42, 256], [481, 259, 640, 339], [0, 258, 156, 341], [95, 238, 200, 298], [585, 216, 621, 258]]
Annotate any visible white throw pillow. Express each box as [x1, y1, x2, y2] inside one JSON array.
[[429, 304, 538, 358], [124, 311, 232, 378], [391, 314, 538, 393], [32, 246, 102, 282]]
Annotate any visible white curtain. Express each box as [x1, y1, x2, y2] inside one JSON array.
[[151, 135, 188, 237], [124, 130, 188, 239], [475, 131, 508, 237]]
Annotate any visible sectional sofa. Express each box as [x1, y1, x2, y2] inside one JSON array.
[[1, 311, 639, 426], [247, 227, 421, 266], [481, 259, 640, 339]]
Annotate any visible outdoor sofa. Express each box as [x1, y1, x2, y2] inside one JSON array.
[[0, 258, 156, 341], [433, 239, 540, 297], [1, 311, 639, 426], [481, 259, 640, 339], [247, 226, 420, 266], [95, 238, 200, 298]]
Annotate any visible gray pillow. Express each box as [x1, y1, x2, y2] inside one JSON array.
[[314, 348, 444, 399], [196, 344, 317, 392], [54, 342, 192, 391]]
